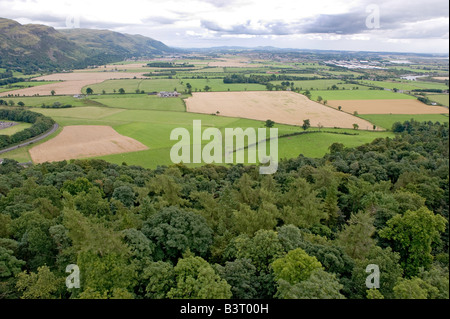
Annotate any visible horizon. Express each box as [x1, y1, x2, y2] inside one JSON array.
[[0, 0, 448, 54]]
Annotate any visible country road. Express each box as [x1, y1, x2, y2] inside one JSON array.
[[0, 123, 60, 156]]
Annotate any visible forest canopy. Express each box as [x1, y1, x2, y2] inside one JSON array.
[[0, 120, 448, 299]]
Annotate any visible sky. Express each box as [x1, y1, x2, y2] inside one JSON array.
[[0, 0, 449, 53]]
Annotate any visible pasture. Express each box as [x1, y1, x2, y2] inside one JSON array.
[[359, 114, 449, 130]]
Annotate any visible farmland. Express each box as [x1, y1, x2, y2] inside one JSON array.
[[327, 99, 449, 115], [185, 91, 376, 129], [1, 53, 448, 169]]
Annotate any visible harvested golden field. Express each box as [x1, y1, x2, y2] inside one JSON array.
[[185, 91, 376, 130], [0, 71, 147, 96], [327, 99, 449, 114], [29, 125, 148, 163]]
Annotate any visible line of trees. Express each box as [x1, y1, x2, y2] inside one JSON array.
[[0, 109, 55, 149]]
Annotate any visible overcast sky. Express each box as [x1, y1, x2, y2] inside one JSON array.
[[1, 0, 448, 53]]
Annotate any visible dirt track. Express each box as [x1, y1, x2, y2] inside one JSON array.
[[185, 91, 377, 130], [29, 125, 148, 163]]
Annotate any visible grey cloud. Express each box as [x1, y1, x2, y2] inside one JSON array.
[[200, 0, 449, 39]]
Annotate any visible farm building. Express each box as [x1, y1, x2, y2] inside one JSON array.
[[158, 91, 181, 98]]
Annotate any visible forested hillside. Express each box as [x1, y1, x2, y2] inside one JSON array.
[[0, 120, 448, 299], [0, 17, 173, 73]]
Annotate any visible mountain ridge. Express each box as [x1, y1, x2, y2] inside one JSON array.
[[0, 17, 174, 73]]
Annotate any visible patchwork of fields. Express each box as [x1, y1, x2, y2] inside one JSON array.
[[1, 55, 448, 167]]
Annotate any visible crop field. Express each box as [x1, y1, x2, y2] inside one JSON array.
[[3, 55, 447, 168], [0, 81, 60, 93], [309, 89, 417, 101], [359, 114, 449, 130], [29, 125, 148, 163], [327, 99, 449, 115], [185, 91, 376, 129], [0, 71, 147, 96]]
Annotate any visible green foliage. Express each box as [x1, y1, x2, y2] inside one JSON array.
[[16, 266, 64, 299], [167, 254, 232, 299], [335, 211, 376, 260], [393, 277, 439, 299], [272, 248, 322, 285], [142, 206, 213, 261], [379, 207, 447, 277], [276, 269, 345, 299]]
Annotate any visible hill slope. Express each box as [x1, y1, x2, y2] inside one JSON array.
[[0, 17, 173, 72]]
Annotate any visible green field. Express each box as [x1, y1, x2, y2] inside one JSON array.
[[83, 79, 184, 94], [428, 94, 449, 107], [271, 79, 369, 90], [2, 95, 98, 107], [359, 114, 449, 130], [358, 80, 449, 91], [0, 122, 32, 135], [1, 102, 393, 168], [309, 89, 417, 101], [89, 94, 185, 111]]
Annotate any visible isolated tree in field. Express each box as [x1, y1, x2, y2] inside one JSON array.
[[50, 90, 55, 96], [118, 88, 125, 94], [204, 85, 211, 92], [353, 123, 359, 130], [17, 101, 25, 107], [323, 100, 328, 105], [113, 89, 117, 93], [102, 90, 106, 95], [8, 100, 14, 106], [302, 119, 311, 130], [186, 83, 192, 90], [317, 96, 323, 102], [373, 125, 377, 130], [265, 119, 275, 128], [353, 111, 359, 116], [338, 106, 342, 111], [86, 87, 93, 95]]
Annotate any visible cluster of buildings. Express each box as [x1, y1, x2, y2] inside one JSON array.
[[325, 60, 386, 70]]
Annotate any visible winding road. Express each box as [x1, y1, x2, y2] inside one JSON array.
[[0, 123, 59, 155]]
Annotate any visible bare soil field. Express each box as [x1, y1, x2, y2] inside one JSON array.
[[0, 71, 147, 97], [29, 125, 148, 163], [185, 91, 377, 130], [432, 77, 449, 81], [327, 99, 449, 114]]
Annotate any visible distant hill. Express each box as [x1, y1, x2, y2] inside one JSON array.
[[0, 17, 174, 73]]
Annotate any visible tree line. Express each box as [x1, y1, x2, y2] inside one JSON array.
[[0, 109, 55, 149]]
